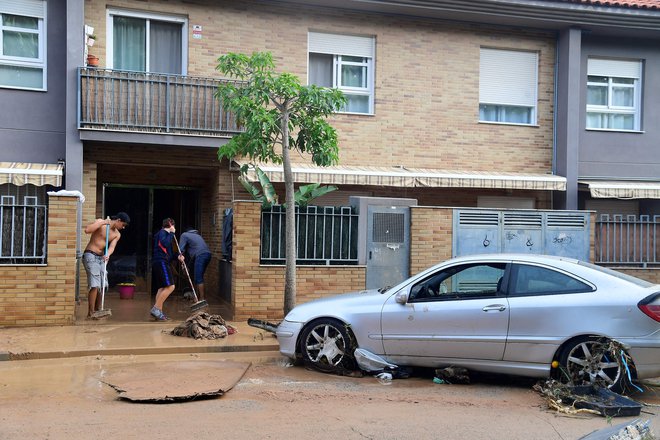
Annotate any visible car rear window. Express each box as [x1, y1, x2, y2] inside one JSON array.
[[577, 261, 653, 288]]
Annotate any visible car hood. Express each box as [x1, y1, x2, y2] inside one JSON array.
[[284, 288, 387, 323]]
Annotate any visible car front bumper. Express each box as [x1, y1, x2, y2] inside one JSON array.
[[276, 319, 304, 358]]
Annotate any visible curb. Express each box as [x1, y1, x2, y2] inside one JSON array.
[[3, 343, 281, 361]]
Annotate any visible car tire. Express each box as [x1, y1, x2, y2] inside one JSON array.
[[556, 336, 633, 394], [299, 318, 356, 374]]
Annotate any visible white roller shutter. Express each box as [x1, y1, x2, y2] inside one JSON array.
[[308, 32, 374, 58], [480, 48, 538, 107], [588, 58, 641, 79], [0, 0, 45, 18]]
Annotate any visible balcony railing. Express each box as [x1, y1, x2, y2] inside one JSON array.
[[78, 68, 243, 136]]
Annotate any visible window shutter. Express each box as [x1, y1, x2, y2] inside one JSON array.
[[308, 32, 374, 58], [588, 59, 641, 79], [0, 0, 45, 18], [480, 48, 538, 107]]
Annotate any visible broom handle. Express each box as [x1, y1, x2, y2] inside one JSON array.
[[101, 220, 109, 310], [172, 235, 199, 302]]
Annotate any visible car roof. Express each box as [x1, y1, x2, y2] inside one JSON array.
[[448, 253, 580, 264]]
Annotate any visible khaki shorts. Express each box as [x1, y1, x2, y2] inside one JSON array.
[[82, 251, 107, 291]]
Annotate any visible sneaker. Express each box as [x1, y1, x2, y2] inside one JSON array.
[[150, 306, 169, 321]]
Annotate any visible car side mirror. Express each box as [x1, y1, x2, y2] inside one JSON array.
[[395, 291, 408, 304]]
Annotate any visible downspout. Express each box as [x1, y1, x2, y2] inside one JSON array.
[[551, 31, 559, 211]]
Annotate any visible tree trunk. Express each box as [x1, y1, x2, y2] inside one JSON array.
[[281, 109, 297, 315]]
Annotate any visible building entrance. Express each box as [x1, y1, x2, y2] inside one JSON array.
[[103, 184, 199, 295]]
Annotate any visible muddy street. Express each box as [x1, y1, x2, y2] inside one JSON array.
[[0, 353, 657, 439]]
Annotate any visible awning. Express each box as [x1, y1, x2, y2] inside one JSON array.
[[240, 163, 566, 191], [579, 180, 660, 199], [0, 162, 63, 187]]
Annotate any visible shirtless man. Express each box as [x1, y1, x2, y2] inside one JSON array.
[[82, 212, 130, 318]]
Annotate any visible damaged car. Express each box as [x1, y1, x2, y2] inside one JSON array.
[[276, 254, 660, 392]]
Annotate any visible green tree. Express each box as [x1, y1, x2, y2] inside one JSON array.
[[216, 52, 345, 315]]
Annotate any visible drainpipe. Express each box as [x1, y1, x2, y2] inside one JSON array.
[[551, 32, 559, 211]]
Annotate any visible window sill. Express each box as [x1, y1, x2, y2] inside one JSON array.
[[478, 121, 539, 128], [335, 111, 374, 117], [585, 128, 644, 134]]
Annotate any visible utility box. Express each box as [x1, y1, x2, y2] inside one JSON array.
[[350, 197, 417, 290]]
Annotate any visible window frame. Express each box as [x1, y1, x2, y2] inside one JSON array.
[[106, 8, 188, 75], [307, 32, 375, 115], [586, 59, 642, 132], [507, 263, 595, 298], [479, 47, 538, 126], [0, 2, 46, 91], [408, 262, 506, 303]]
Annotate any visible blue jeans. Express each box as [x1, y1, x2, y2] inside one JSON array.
[[192, 252, 212, 285]]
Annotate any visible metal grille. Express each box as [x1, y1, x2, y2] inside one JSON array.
[[595, 214, 659, 266], [78, 67, 244, 136], [0, 203, 47, 264], [372, 212, 405, 243], [261, 205, 358, 265]]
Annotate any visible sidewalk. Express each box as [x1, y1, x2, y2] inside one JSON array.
[[0, 319, 280, 361]]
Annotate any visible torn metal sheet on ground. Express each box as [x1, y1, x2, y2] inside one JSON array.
[[102, 360, 250, 403]]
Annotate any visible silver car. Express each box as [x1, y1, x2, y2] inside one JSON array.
[[277, 254, 660, 391]]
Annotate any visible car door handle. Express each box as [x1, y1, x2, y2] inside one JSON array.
[[482, 304, 507, 312]]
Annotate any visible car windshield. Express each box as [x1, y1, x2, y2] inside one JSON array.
[[578, 260, 653, 288]]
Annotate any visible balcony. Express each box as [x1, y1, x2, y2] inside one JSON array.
[[78, 68, 243, 145]]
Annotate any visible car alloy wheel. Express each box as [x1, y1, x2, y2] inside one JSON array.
[[559, 337, 629, 393], [299, 318, 354, 373]]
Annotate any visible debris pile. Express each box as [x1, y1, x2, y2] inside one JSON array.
[[434, 366, 470, 385], [170, 312, 237, 340], [533, 380, 643, 418]]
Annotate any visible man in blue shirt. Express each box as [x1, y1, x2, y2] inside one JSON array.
[[179, 226, 212, 301], [151, 218, 184, 320]]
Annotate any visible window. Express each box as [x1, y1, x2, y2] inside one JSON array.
[[586, 58, 641, 131], [107, 9, 187, 74], [409, 262, 506, 302], [479, 48, 538, 125], [510, 264, 593, 296], [308, 32, 374, 114], [0, 0, 46, 90]]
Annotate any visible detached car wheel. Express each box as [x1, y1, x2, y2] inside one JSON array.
[[299, 318, 356, 374], [557, 337, 632, 393]]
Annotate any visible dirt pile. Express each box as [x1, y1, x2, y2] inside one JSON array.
[[170, 312, 237, 339]]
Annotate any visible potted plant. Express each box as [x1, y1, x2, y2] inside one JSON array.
[[86, 34, 96, 47], [87, 53, 99, 67]]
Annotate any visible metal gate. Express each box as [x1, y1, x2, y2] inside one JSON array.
[[453, 209, 590, 260], [366, 205, 410, 289]]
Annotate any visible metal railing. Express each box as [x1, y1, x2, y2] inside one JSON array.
[[595, 214, 660, 267], [261, 205, 359, 265], [0, 203, 47, 264], [78, 68, 243, 136]]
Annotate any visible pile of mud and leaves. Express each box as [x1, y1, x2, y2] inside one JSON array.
[[170, 312, 237, 339]]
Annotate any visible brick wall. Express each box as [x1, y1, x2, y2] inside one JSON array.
[[410, 206, 454, 275], [231, 201, 366, 321], [612, 268, 660, 285], [0, 195, 78, 326]]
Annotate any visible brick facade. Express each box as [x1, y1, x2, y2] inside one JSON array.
[[231, 201, 366, 321], [410, 206, 454, 275], [84, 0, 556, 175], [0, 196, 78, 326]]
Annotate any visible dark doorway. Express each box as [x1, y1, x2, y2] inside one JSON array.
[[104, 185, 199, 295]]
